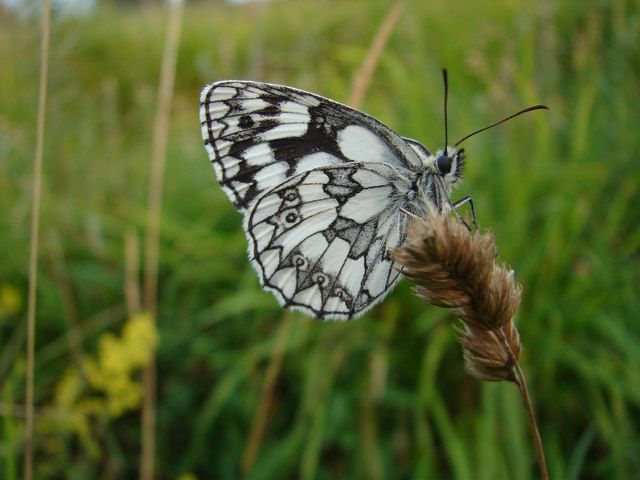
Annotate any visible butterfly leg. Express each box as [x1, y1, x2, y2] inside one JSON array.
[[450, 196, 477, 229]]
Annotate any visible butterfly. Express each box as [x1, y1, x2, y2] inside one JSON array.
[[199, 71, 546, 320]]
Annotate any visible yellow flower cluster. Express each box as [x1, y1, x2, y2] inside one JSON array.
[[85, 312, 158, 416], [47, 313, 158, 451]]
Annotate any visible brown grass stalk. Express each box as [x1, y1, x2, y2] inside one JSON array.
[[392, 214, 548, 480], [348, 1, 405, 109], [24, 1, 51, 478], [241, 312, 294, 476], [141, 1, 184, 479]]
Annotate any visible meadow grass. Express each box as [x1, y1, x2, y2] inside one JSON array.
[[1, 0, 639, 478]]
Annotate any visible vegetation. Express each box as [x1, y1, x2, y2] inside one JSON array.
[[1, 0, 639, 478]]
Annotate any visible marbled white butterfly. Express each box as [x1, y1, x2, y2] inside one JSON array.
[[199, 71, 546, 320]]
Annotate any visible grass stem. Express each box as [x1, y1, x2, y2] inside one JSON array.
[[241, 313, 294, 475], [24, 1, 51, 478], [348, 1, 405, 109], [497, 330, 548, 480], [513, 363, 548, 480], [141, 1, 185, 479]]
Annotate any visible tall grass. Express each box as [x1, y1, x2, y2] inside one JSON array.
[[0, 0, 639, 478], [23, 1, 51, 479], [140, 0, 185, 478]]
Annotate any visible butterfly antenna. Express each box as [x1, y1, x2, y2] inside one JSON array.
[[454, 104, 549, 147], [442, 68, 449, 153]]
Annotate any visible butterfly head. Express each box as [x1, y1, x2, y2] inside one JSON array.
[[434, 146, 465, 184]]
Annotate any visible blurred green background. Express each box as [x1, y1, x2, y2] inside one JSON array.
[[1, 0, 639, 478]]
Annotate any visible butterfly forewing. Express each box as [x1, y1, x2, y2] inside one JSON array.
[[199, 81, 421, 212], [246, 164, 411, 320]]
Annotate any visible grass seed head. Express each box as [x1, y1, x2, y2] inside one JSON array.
[[392, 214, 523, 381]]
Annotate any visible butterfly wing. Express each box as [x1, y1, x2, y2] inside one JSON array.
[[246, 163, 411, 320], [199, 80, 422, 212]]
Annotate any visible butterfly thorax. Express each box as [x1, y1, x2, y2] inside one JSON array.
[[401, 143, 464, 217], [403, 171, 452, 218]]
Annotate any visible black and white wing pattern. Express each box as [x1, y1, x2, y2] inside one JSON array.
[[246, 163, 411, 320], [199, 81, 424, 320], [199, 81, 422, 212]]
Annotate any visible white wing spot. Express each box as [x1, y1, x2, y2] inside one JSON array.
[[352, 168, 389, 188], [206, 121, 225, 135], [323, 296, 349, 314], [366, 261, 392, 297], [250, 193, 282, 225], [280, 101, 310, 117], [269, 267, 297, 298], [260, 123, 308, 141], [206, 102, 230, 120], [221, 156, 241, 178], [243, 143, 275, 167], [260, 249, 281, 278], [294, 152, 343, 175], [340, 186, 393, 223], [211, 161, 222, 179], [254, 162, 288, 190], [238, 98, 270, 113], [209, 86, 237, 102], [215, 139, 232, 157], [276, 202, 337, 258], [320, 238, 351, 275], [251, 221, 276, 251], [337, 125, 394, 163], [293, 285, 323, 311], [302, 170, 330, 184], [298, 232, 329, 259], [230, 180, 252, 203], [338, 257, 366, 296]]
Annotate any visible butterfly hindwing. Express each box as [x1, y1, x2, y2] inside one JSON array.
[[199, 80, 421, 212], [246, 163, 411, 320]]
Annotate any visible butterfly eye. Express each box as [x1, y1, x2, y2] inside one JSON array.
[[436, 155, 452, 174]]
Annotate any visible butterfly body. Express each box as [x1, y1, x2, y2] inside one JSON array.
[[200, 80, 465, 320]]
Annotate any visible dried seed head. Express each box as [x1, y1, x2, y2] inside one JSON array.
[[391, 214, 523, 382], [392, 214, 521, 330], [457, 320, 521, 382]]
